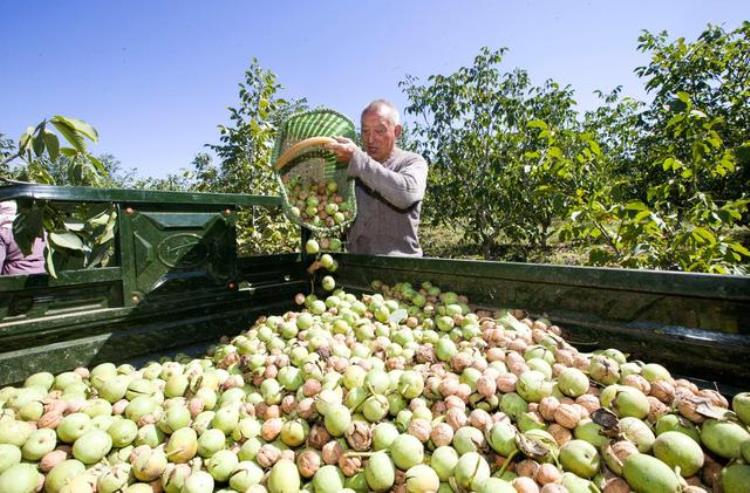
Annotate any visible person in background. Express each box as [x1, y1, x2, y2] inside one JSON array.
[[326, 99, 428, 256], [0, 200, 47, 275]]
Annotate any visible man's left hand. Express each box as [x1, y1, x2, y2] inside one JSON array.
[[326, 136, 359, 164]]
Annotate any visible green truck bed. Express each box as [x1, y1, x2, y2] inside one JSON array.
[[1, 185, 748, 394]]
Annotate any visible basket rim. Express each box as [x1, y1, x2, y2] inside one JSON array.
[[271, 108, 358, 164], [271, 107, 359, 234]]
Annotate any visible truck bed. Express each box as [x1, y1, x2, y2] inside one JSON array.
[[1, 185, 748, 394]]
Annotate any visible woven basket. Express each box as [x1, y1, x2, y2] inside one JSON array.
[[272, 109, 358, 234]]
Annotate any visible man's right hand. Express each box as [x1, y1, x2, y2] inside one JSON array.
[[326, 136, 359, 164]]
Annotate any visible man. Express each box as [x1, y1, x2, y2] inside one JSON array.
[[327, 100, 428, 256], [0, 200, 46, 276]]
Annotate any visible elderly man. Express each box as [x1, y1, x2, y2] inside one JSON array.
[[327, 100, 428, 256]]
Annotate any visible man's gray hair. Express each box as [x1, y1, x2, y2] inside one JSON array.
[[362, 99, 401, 126]]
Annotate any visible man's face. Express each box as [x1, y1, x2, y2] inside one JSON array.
[[361, 110, 402, 163]]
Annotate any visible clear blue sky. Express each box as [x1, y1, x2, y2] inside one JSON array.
[[1, 1, 747, 179]]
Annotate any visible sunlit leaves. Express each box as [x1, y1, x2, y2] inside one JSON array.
[[401, 46, 579, 258], [49, 231, 84, 251], [3, 116, 119, 276], [42, 131, 60, 161], [204, 58, 308, 254], [560, 22, 750, 274]]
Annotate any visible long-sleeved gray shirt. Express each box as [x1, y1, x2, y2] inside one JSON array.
[[346, 147, 428, 256]]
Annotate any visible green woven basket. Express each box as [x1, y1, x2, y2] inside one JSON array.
[[272, 109, 358, 234]]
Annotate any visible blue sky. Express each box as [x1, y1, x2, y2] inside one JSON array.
[[1, 1, 747, 179]]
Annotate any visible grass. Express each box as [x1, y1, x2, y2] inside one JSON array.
[[419, 222, 591, 266], [419, 221, 750, 274]]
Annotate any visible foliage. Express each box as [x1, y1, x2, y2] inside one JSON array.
[[635, 22, 750, 147], [401, 23, 748, 273], [130, 168, 198, 192], [634, 22, 750, 204], [401, 47, 579, 259], [556, 23, 750, 274], [562, 94, 749, 273], [204, 59, 308, 255], [2, 117, 104, 185], [0, 134, 14, 175], [1, 117, 117, 277]]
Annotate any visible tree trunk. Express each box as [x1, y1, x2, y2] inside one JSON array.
[[482, 236, 493, 260], [540, 221, 549, 250]]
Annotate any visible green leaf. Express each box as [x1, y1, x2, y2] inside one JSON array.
[[592, 200, 606, 213], [729, 242, 750, 257], [87, 210, 112, 227], [625, 200, 648, 211], [32, 132, 46, 157], [706, 132, 721, 149], [691, 227, 716, 246], [45, 243, 57, 279], [12, 206, 45, 255], [43, 131, 60, 161], [85, 243, 112, 269], [676, 91, 690, 104], [589, 140, 602, 157], [634, 210, 651, 223], [719, 155, 735, 173], [95, 212, 118, 245], [59, 147, 78, 157], [26, 162, 56, 185], [97, 223, 116, 244], [666, 112, 685, 129], [527, 120, 548, 130], [50, 119, 86, 152], [52, 115, 99, 142], [87, 154, 106, 173], [49, 231, 84, 251], [64, 221, 86, 232], [18, 127, 34, 153], [99, 209, 118, 244]]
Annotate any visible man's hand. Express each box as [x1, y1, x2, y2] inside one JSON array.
[[326, 136, 359, 164]]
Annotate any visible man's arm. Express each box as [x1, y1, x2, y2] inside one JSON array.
[[348, 150, 427, 210]]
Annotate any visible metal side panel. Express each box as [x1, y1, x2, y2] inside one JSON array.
[[0, 185, 305, 385], [0, 268, 123, 324], [0, 298, 296, 386], [332, 254, 750, 389]]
